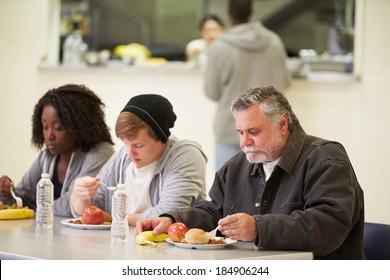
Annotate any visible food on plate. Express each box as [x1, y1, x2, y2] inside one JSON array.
[[0, 202, 25, 210], [166, 223, 228, 245], [68, 206, 112, 225], [0, 208, 35, 220], [184, 228, 210, 244], [167, 222, 189, 242], [178, 228, 227, 245], [68, 217, 111, 225], [136, 231, 169, 246], [207, 238, 226, 244], [102, 211, 112, 223], [68, 218, 83, 224], [82, 205, 104, 224]]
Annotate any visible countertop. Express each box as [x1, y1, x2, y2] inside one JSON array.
[[0, 216, 313, 260]]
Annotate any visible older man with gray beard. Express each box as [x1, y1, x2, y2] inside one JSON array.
[[136, 86, 365, 260]]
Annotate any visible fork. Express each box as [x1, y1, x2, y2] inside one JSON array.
[[97, 181, 116, 191], [207, 226, 219, 240], [10, 189, 23, 208]]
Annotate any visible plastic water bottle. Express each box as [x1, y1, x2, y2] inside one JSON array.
[[35, 173, 54, 228], [62, 22, 87, 67], [111, 183, 129, 242]]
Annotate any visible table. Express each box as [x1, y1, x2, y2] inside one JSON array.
[[0, 216, 313, 260]]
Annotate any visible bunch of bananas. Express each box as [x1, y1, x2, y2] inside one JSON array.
[[114, 43, 151, 59], [136, 231, 168, 246], [0, 208, 35, 220]]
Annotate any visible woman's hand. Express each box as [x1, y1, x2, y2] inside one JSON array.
[[186, 47, 202, 60], [0, 176, 14, 199]]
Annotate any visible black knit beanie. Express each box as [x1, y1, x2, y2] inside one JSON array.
[[121, 94, 177, 143]]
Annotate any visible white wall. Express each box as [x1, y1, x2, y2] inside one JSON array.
[[354, 0, 390, 223], [0, 0, 389, 224], [0, 0, 51, 182]]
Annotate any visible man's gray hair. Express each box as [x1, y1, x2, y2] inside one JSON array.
[[230, 86, 300, 132]]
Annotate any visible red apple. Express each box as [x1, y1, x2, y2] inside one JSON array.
[[168, 222, 189, 242], [82, 206, 104, 225]]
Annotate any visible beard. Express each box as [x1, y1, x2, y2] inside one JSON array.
[[243, 131, 285, 164]]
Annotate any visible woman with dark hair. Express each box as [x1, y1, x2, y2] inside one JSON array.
[[0, 84, 114, 217], [186, 13, 224, 67]]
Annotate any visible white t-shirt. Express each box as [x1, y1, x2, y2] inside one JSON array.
[[186, 39, 206, 54], [263, 158, 280, 181], [185, 39, 208, 67], [124, 161, 156, 214]]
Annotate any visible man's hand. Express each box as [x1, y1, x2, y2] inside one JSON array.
[[218, 213, 257, 241], [72, 176, 100, 201], [70, 176, 99, 216], [135, 217, 173, 235]]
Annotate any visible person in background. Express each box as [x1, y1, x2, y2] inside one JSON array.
[[136, 86, 365, 260], [185, 14, 225, 68], [70, 94, 207, 226], [0, 84, 115, 217], [205, 0, 290, 169]]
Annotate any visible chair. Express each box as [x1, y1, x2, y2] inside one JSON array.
[[364, 222, 390, 260]]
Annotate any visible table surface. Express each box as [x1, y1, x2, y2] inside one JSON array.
[[0, 216, 313, 260]]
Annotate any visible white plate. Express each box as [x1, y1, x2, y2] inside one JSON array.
[[166, 237, 236, 249], [60, 219, 111, 230]]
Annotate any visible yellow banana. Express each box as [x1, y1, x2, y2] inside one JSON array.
[[114, 43, 151, 58], [0, 208, 35, 220], [136, 231, 168, 246]]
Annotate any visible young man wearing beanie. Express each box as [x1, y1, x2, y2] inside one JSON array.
[[70, 94, 207, 226]]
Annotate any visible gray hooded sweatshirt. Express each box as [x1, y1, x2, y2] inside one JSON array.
[[205, 21, 290, 144], [5, 142, 114, 217], [84, 136, 208, 220]]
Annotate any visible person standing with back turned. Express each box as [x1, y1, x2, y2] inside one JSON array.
[[205, 0, 290, 169]]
